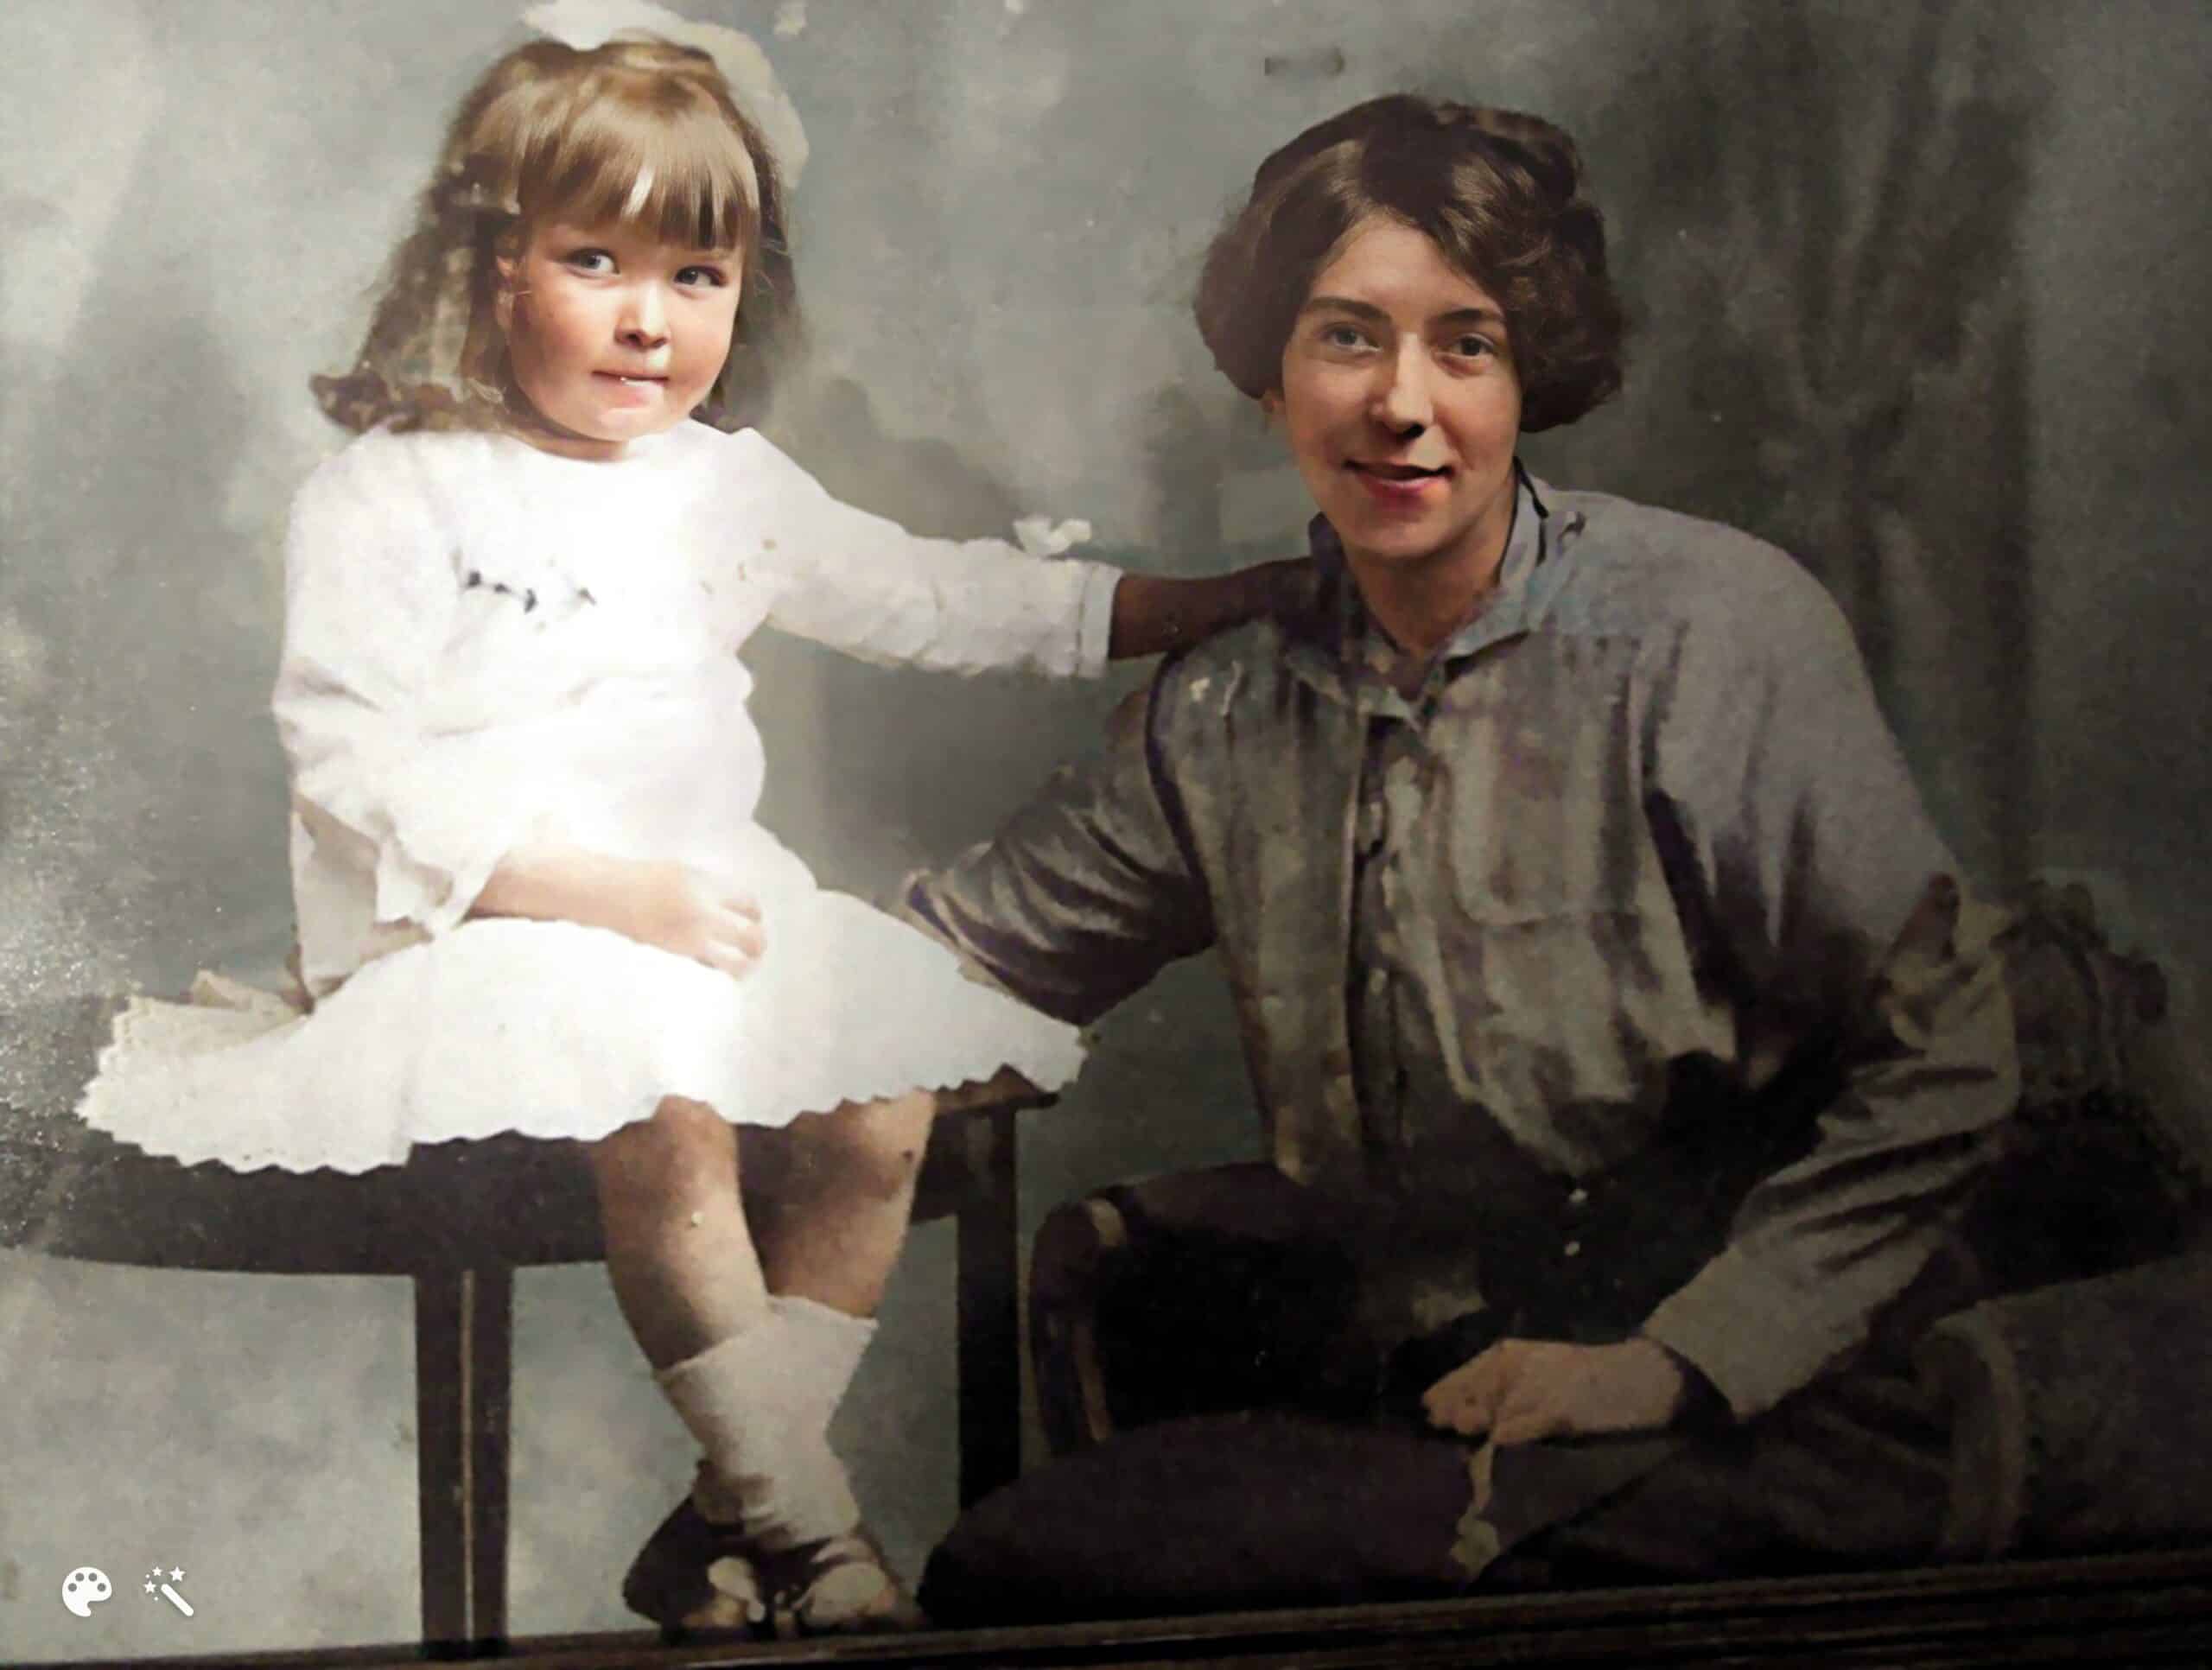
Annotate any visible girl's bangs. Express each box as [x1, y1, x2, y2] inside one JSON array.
[[526, 84, 757, 251]]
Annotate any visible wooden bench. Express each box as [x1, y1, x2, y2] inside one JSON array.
[[0, 993, 1040, 1650]]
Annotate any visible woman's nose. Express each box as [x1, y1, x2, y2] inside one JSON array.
[[1371, 341, 1435, 433]]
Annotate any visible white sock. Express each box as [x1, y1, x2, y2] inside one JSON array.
[[769, 1293, 878, 1438], [655, 1314, 864, 1551]]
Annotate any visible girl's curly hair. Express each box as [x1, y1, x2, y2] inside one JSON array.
[[313, 35, 800, 436]]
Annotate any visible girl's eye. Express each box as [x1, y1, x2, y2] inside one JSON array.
[[565, 249, 615, 274], [677, 265, 730, 289]]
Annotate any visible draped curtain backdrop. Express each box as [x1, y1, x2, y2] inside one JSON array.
[[1528, 0, 2037, 889]]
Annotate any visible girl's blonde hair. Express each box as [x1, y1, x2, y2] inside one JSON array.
[[314, 35, 798, 435]]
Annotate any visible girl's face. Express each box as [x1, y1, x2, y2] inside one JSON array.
[[1268, 216, 1523, 587], [499, 219, 741, 459]]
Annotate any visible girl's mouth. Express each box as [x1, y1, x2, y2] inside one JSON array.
[[595, 372, 670, 406]]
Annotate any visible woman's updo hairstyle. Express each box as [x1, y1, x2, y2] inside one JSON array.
[[1195, 95, 1623, 432]]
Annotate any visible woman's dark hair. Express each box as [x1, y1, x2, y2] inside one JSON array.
[[1195, 95, 1623, 432]]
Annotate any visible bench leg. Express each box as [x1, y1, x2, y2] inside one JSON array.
[[414, 1267, 514, 1650], [956, 1106, 1021, 1507]]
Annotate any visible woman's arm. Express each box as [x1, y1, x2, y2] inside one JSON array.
[[1427, 880, 2012, 1445], [897, 676, 1218, 1027], [1627, 570, 2018, 1423], [1635, 871, 2015, 1419], [1422, 561, 2018, 1445], [1107, 559, 1311, 660]]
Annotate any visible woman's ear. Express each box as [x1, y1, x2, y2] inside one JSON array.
[[1259, 389, 1286, 429]]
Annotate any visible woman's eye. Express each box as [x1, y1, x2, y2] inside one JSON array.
[[1321, 323, 1370, 351], [1448, 334, 1496, 359]]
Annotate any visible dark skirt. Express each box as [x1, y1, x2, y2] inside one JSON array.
[[921, 1364, 1952, 1625]]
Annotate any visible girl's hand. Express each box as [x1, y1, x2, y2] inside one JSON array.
[[606, 859, 766, 980], [1421, 1337, 1691, 1447], [473, 846, 765, 980]]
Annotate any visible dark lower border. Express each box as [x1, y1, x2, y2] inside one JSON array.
[[41, 1547, 2212, 1669]]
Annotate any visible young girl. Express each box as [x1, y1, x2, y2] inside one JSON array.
[[73, 13, 1292, 1641]]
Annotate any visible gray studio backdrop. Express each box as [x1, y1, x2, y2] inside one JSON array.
[[3, 0, 2208, 1658]]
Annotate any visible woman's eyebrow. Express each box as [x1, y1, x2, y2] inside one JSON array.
[[1300, 294, 1387, 321], [1300, 295, 1507, 330]]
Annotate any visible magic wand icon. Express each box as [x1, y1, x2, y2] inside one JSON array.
[[143, 1566, 194, 1618]]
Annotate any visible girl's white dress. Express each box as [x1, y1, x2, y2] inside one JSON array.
[[75, 420, 1115, 1174]]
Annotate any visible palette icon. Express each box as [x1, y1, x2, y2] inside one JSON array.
[[60, 1566, 112, 1619]]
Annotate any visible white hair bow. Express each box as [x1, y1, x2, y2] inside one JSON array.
[[521, 0, 810, 188]]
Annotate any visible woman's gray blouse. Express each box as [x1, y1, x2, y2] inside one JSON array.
[[904, 473, 2018, 1419]]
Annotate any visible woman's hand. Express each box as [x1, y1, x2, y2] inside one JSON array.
[[1105, 556, 1317, 659], [471, 846, 766, 980], [1421, 1337, 1692, 1446], [1230, 554, 1320, 616]]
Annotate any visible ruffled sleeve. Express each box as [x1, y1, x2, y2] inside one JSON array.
[[271, 435, 552, 967], [737, 430, 1121, 678]]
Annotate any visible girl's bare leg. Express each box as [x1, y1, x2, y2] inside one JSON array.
[[600, 1095, 874, 1632], [591, 1094, 767, 1370], [606, 1092, 939, 1635], [743, 1089, 938, 1318], [719, 1089, 937, 1632]]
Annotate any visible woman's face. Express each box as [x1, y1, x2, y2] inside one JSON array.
[[1270, 216, 1523, 587], [499, 219, 741, 460]]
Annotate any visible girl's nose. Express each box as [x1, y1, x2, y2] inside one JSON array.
[[617, 284, 671, 351], [1371, 340, 1435, 434]]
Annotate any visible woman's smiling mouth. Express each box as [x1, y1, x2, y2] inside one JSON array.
[[1349, 460, 1452, 502]]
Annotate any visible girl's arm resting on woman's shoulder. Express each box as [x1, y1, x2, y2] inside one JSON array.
[[745, 432, 1306, 677]]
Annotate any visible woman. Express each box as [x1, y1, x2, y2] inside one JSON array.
[[906, 94, 2019, 1618]]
